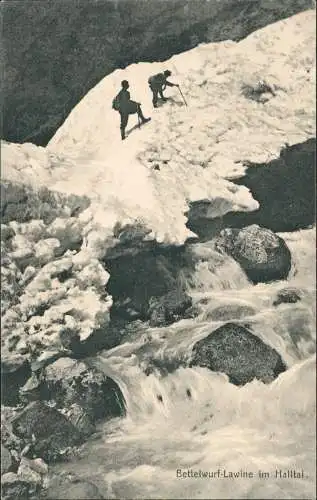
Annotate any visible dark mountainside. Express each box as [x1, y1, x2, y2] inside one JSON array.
[[1, 0, 311, 146]]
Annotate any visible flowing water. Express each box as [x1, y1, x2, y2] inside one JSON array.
[[50, 227, 316, 499]]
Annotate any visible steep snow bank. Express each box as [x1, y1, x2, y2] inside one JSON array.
[[3, 0, 311, 145], [2, 10, 315, 249]]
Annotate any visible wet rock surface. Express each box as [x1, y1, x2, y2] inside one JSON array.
[[43, 357, 126, 422], [214, 224, 292, 283], [190, 322, 287, 385], [11, 401, 83, 462]]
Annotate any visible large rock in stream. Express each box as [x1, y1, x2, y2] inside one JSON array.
[[190, 322, 286, 385], [214, 224, 292, 283], [43, 357, 126, 422], [18, 357, 126, 441]]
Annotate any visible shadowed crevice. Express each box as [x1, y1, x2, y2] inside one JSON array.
[[187, 138, 316, 240]]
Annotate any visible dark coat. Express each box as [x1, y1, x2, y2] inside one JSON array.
[[117, 88, 138, 114]]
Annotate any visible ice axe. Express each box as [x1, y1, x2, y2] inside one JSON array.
[[177, 86, 188, 106]]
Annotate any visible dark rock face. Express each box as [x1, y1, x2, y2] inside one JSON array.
[[187, 139, 316, 238], [190, 322, 286, 385], [2, 0, 310, 145], [214, 224, 292, 283], [273, 287, 303, 306], [11, 401, 83, 462], [43, 357, 126, 423], [47, 475, 104, 500], [148, 289, 192, 326], [105, 245, 190, 321], [233, 139, 316, 232]]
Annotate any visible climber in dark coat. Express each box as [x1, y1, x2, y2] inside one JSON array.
[[148, 70, 179, 108], [115, 80, 150, 140]]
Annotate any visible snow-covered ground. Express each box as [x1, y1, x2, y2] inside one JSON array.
[[2, 10, 315, 250]]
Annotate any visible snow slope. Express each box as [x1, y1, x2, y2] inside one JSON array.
[[2, 10, 315, 251]]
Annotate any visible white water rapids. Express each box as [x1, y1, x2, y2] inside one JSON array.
[[50, 228, 316, 500]]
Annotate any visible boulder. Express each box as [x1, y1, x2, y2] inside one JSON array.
[[273, 287, 303, 306], [47, 475, 104, 499], [148, 289, 193, 327], [43, 357, 126, 422], [214, 225, 291, 283], [190, 322, 286, 385], [1, 472, 41, 500], [11, 401, 83, 462], [1, 445, 12, 475]]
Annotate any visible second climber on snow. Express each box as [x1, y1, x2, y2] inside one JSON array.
[[148, 70, 179, 108]]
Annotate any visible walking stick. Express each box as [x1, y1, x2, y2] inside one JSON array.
[[178, 86, 188, 106]]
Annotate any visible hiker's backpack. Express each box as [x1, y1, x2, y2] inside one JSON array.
[[112, 94, 120, 111]]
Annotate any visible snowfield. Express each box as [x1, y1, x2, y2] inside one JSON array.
[[2, 10, 315, 249]]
